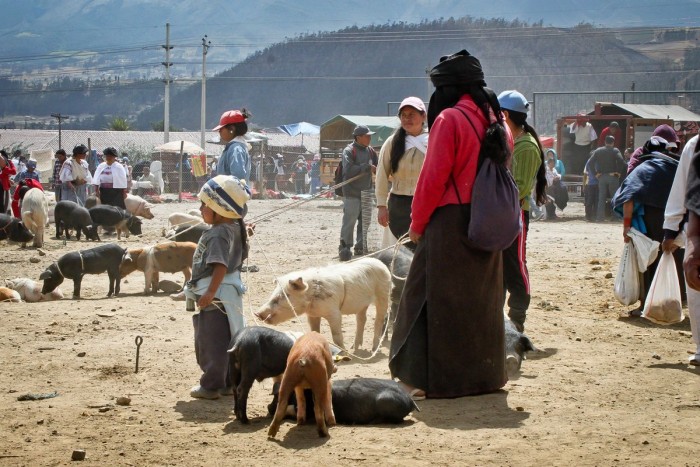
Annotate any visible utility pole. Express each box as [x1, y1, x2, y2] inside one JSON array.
[[162, 22, 173, 143], [51, 113, 70, 150], [200, 35, 211, 151]]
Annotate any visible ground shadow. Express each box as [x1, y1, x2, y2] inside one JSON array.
[[411, 390, 528, 430], [648, 362, 700, 374], [174, 399, 233, 424], [618, 315, 690, 331], [222, 416, 271, 434]]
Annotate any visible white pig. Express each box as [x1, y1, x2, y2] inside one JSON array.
[[4, 277, 63, 302], [168, 212, 203, 228], [125, 194, 155, 219], [256, 257, 391, 351], [21, 188, 48, 248]]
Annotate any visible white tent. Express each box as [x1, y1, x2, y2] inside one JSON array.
[[153, 140, 205, 154]]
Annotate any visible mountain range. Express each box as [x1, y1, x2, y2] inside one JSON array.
[[1, 1, 699, 134], [2, 0, 699, 78]]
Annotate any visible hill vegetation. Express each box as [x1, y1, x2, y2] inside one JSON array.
[[2, 18, 698, 135]]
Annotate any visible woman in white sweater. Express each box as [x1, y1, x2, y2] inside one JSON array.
[[92, 147, 128, 209], [375, 96, 428, 250]]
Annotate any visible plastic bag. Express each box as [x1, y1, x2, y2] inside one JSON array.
[[626, 228, 660, 273], [642, 252, 683, 325], [614, 242, 641, 306]]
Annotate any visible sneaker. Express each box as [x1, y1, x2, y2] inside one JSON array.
[[689, 355, 700, 366], [353, 248, 364, 256], [190, 385, 220, 400], [532, 211, 545, 222], [170, 291, 186, 301]]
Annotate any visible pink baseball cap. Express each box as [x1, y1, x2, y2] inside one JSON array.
[[213, 110, 247, 131], [398, 96, 426, 115]]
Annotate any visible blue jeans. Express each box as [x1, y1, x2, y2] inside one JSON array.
[[310, 176, 321, 195]]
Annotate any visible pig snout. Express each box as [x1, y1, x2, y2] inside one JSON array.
[[255, 291, 297, 324], [255, 306, 278, 324]]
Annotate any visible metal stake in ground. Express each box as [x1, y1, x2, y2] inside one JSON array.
[[134, 336, 143, 373]]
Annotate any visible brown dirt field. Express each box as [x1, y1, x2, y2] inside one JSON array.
[[0, 198, 698, 466]]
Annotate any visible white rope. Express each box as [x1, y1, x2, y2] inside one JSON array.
[[248, 173, 364, 225], [246, 233, 413, 362]]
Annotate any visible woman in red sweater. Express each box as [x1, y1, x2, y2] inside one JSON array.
[[389, 50, 510, 399], [0, 150, 17, 215]]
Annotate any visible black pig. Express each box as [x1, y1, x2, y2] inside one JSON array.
[[54, 200, 99, 241], [274, 378, 418, 425], [227, 326, 294, 424], [89, 205, 142, 240], [40, 243, 129, 299], [0, 214, 33, 243], [504, 318, 537, 377]]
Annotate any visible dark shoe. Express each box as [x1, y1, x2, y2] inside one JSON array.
[[339, 241, 352, 262], [628, 306, 643, 318], [353, 248, 364, 256]]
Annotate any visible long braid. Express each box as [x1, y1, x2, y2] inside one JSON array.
[[389, 126, 407, 174]]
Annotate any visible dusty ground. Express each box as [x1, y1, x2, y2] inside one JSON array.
[[0, 197, 698, 466]]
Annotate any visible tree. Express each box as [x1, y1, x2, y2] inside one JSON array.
[[107, 117, 131, 131], [150, 120, 180, 132]]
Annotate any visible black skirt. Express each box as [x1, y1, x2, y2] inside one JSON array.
[[99, 187, 126, 209], [389, 204, 507, 397], [388, 194, 415, 250]]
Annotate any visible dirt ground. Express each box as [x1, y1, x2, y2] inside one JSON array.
[[0, 197, 698, 466]]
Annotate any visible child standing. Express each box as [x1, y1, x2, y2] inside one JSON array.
[[185, 175, 251, 399]]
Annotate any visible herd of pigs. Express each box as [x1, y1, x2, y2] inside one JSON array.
[[0, 189, 536, 438]]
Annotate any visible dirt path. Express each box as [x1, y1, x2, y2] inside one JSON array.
[[0, 199, 697, 466]]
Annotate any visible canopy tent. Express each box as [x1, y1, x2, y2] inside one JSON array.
[[207, 132, 268, 146], [153, 140, 205, 154], [278, 122, 320, 137], [320, 115, 400, 154]]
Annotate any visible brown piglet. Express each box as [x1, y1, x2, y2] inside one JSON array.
[[267, 331, 336, 439]]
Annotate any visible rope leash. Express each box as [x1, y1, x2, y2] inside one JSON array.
[[248, 174, 364, 224], [243, 233, 413, 362]]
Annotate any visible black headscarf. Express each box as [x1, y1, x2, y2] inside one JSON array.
[[428, 50, 499, 129]]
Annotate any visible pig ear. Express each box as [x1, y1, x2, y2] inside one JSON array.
[[288, 277, 307, 291], [39, 270, 52, 280]]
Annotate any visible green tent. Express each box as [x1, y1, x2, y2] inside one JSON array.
[[320, 115, 400, 156]]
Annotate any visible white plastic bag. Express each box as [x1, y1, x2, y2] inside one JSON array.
[[642, 252, 683, 325], [614, 242, 641, 306], [627, 228, 660, 273]]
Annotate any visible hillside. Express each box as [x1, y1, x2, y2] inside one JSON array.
[[136, 19, 696, 133], [2, 17, 698, 135]]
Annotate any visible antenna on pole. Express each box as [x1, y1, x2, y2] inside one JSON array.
[[200, 35, 211, 151], [162, 22, 173, 143]]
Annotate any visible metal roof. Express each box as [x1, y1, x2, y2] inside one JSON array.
[[600, 103, 700, 121], [0, 129, 319, 156]]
